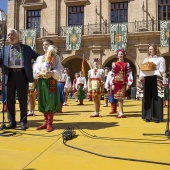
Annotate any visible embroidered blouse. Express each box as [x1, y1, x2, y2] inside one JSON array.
[[105, 61, 133, 90], [88, 68, 104, 80]]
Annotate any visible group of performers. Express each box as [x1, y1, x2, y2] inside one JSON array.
[[33, 42, 167, 132], [69, 49, 134, 118], [1, 28, 167, 132]]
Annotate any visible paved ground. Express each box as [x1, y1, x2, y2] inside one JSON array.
[[0, 99, 170, 170]]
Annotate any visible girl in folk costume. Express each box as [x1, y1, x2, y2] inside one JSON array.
[[73, 72, 80, 102], [33, 39, 62, 132], [63, 68, 72, 106], [137, 44, 166, 123], [88, 58, 105, 117], [76, 71, 87, 105], [27, 60, 37, 116], [106, 49, 133, 118], [27, 80, 37, 116], [57, 69, 68, 113], [105, 65, 118, 114]]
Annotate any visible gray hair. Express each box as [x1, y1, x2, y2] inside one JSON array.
[[8, 28, 19, 35]]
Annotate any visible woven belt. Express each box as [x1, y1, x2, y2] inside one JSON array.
[[10, 68, 24, 72], [78, 84, 84, 86], [58, 81, 65, 85]]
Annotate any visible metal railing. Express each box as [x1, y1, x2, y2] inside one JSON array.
[[128, 20, 158, 32], [59, 23, 109, 36], [19, 27, 48, 39], [59, 20, 160, 36]]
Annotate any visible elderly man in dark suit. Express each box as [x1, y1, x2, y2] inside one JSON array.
[[0, 28, 39, 130]]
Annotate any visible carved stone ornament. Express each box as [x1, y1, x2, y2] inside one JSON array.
[[22, 0, 44, 10], [109, 0, 132, 2], [64, 0, 89, 6]]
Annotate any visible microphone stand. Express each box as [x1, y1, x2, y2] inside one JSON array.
[[0, 36, 17, 137], [0, 35, 7, 130], [165, 68, 170, 137]]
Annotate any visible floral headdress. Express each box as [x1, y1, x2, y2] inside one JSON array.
[[46, 45, 57, 58], [116, 49, 126, 58], [40, 45, 58, 75], [45, 45, 58, 65], [93, 58, 100, 62]]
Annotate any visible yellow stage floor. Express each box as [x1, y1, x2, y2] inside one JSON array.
[[0, 99, 170, 170]]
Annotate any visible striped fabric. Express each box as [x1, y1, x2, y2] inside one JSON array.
[[137, 76, 164, 98]]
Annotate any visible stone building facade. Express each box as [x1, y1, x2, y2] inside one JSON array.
[[7, 0, 170, 86]]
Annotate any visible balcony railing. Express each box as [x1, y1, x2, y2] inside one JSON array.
[[19, 27, 48, 39], [59, 20, 160, 36]]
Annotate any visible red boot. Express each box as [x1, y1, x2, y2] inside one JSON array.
[[163, 100, 166, 107], [37, 113, 48, 130], [77, 100, 84, 105], [88, 94, 92, 101], [109, 103, 117, 114], [46, 112, 54, 132]]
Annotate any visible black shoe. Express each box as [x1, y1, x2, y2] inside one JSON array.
[[20, 123, 28, 131], [154, 120, 160, 123], [6, 122, 16, 129], [144, 119, 150, 122]]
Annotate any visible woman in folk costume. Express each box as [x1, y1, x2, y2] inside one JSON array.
[[88, 58, 105, 117], [57, 69, 68, 113], [33, 39, 62, 132], [63, 68, 72, 106], [76, 71, 87, 105], [137, 44, 166, 123], [73, 72, 80, 102], [106, 49, 133, 118]]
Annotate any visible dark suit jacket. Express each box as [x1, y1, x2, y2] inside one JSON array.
[[0, 43, 39, 84]]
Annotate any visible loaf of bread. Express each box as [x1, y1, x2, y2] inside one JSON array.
[[140, 62, 156, 71]]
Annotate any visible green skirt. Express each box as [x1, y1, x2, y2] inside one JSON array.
[[77, 86, 85, 100], [38, 78, 60, 113]]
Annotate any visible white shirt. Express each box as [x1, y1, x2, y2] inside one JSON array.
[[88, 68, 104, 79], [33, 55, 62, 80], [58, 73, 68, 83], [139, 55, 166, 79], [64, 74, 72, 89], [76, 76, 87, 89]]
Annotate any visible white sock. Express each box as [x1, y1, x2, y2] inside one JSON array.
[[118, 112, 123, 116]]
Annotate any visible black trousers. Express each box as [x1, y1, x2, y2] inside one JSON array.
[[142, 75, 163, 122], [7, 69, 29, 124]]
